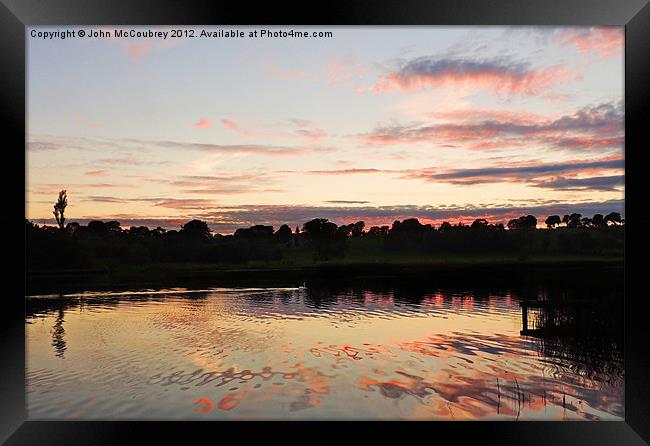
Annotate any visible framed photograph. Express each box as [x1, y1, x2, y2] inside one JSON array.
[[3, 0, 649, 444]]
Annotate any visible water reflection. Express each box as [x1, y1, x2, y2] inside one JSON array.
[[51, 307, 66, 359], [521, 300, 624, 381], [26, 281, 623, 420]]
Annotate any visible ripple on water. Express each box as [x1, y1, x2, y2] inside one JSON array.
[[25, 286, 624, 420]]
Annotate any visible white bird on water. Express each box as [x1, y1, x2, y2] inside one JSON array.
[[298, 282, 307, 291]]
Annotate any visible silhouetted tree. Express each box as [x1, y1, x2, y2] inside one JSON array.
[[367, 225, 389, 237], [367, 226, 380, 237], [88, 220, 109, 235], [53, 190, 67, 230], [545, 215, 561, 229], [235, 225, 274, 239], [336, 223, 354, 238], [180, 220, 211, 239], [439, 221, 452, 232], [336, 224, 354, 238], [129, 226, 151, 237], [302, 218, 345, 260], [567, 213, 582, 228], [351, 221, 365, 237], [106, 221, 122, 233], [65, 221, 80, 233], [605, 212, 622, 226], [275, 224, 293, 244], [507, 215, 537, 230], [394, 218, 425, 233], [592, 214, 606, 228], [471, 218, 489, 229], [303, 218, 335, 239]]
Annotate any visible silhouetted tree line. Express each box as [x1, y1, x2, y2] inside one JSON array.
[[24, 192, 623, 270], [384, 214, 623, 255], [25, 212, 624, 270], [25, 216, 367, 269]]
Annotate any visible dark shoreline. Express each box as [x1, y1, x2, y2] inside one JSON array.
[[26, 255, 623, 296]]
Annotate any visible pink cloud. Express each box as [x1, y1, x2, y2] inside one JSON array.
[[428, 109, 546, 125], [370, 57, 580, 96], [326, 59, 353, 85], [325, 59, 367, 85], [221, 118, 239, 131], [193, 118, 213, 129], [288, 119, 327, 142], [317, 59, 370, 93], [126, 42, 149, 61], [73, 116, 100, 128], [554, 27, 623, 59], [304, 168, 392, 175], [356, 101, 623, 153], [85, 170, 109, 177], [218, 117, 327, 142], [296, 127, 326, 141], [146, 198, 217, 210], [220, 118, 251, 136]]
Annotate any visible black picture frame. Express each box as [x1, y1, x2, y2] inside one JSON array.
[[3, 0, 649, 444]]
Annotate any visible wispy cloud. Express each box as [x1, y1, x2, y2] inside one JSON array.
[[288, 119, 327, 142], [140, 172, 281, 196], [324, 200, 371, 204], [27, 134, 335, 158], [83, 196, 217, 210], [220, 118, 248, 135], [535, 175, 624, 191], [28, 182, 139, 195], [370, 55, 579, 96], [403, 158, 623, 184], [303, 168, 391, 175], [280, 155, 624, 192], [155, 141, 332, 157], [356, 101, 623, 152], [400, 157, 624, 192], [553, 27, 623, 60], [125, 42, 149, 61], [193, 118, 213, 129], [323, 59, 368, 90], [219, 117, 327, 142], [84, 170, 109, 177], [27, 141, 60, 152]]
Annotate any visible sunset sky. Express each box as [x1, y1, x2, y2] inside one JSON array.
[[26, 26, 624, 234]]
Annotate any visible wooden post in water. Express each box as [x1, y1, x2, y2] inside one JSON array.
[[521, 303, 528, 333]]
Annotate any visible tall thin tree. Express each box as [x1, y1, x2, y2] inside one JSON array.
[[53, 190, 67, 230]]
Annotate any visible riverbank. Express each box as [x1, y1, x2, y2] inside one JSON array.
[[26, 253, 623, 296]]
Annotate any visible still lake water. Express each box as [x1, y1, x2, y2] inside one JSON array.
[[26, 282, 624, 420]]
